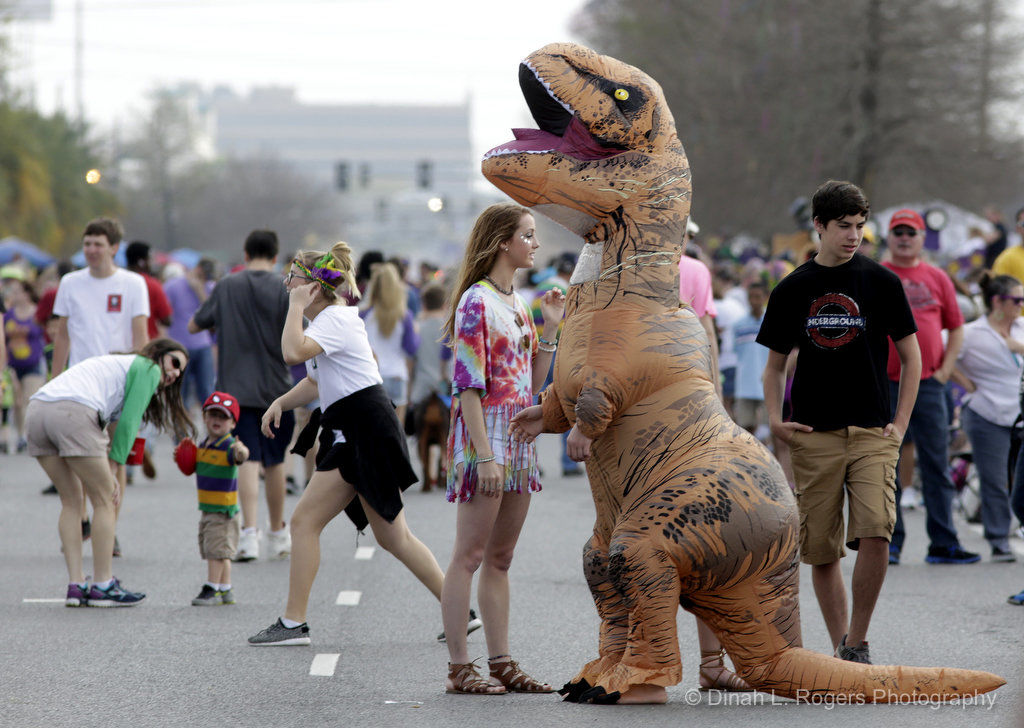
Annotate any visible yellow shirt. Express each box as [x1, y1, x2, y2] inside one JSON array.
[[992, 246, 1024, 284]]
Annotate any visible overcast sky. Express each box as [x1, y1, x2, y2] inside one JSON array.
[[7, 0, 585, 156]]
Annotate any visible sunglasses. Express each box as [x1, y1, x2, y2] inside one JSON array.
[[891, 228, 919, 238], [167, 354, 187, 372], [1000, 295, 1024, 306], [285, 271, 312, 284], [513, 311, 530, 351]]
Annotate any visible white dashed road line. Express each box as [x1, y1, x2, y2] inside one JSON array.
[[22, 598, 65, 604], [309, 653, 340, 676], [354, 546, 375, 560], [335, 590, 361, 606]]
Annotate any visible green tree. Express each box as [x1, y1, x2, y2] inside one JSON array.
[[0, 103, 118, 254]]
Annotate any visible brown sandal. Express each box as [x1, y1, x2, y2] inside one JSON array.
[[489, 657, 556, 693], [446, 661, 506, 694], [699, 648, 753, 692]]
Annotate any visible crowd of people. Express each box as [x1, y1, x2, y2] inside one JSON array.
[[4, 190, 1024, 691]]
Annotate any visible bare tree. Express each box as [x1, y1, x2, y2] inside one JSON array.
[[572, 0, 1024, 239]]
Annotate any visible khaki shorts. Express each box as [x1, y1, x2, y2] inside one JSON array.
[[198, 511, 240, 561], [788, 426, 899, 565], [25, 399, 109, 458]]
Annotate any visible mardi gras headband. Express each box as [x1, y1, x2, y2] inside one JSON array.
[[294, 253, 345, 292]]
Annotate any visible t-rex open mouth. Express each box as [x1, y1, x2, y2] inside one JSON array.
[[483, 61, 626, 162]]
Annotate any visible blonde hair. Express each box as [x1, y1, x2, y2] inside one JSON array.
[[292, 241, 359, 302], [367, 262, 407, 337], [444, 202, 532, 343]]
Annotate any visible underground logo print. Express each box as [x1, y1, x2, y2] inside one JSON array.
[[805, 293, 865, 349]]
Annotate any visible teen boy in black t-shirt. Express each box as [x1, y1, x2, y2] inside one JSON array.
[[757, 180, 921, 665]]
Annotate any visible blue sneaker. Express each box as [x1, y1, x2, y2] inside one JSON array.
[[888, 546, 900, 565], [65, 582, 89, 607], [925, 545, 981, 564], [1008, 589, 1024, 606], [86, 577, 146, 607]]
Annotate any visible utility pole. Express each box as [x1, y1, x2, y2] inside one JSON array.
[[75, 0, 83, 124]]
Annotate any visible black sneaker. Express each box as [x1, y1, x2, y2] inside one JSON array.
[[86, 577, 145, 607], [925, 545, 981, 564], [436, 608, 484, 643], [191, 584, 221, 606], [248, 618, 311, 646], [41, 483, 57, 495], [992, 547, 1017, 563], [835, 634, 871, 664]]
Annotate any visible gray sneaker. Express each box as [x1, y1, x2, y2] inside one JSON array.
[[248, 618, 311, 646], [191, 584, 221, 606], [218, 588, 236, 605], [835, 634, 871, 664]]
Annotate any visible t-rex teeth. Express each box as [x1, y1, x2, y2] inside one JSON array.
[[523, 59, 575, 115]]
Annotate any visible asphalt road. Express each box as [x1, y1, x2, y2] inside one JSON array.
[[2, 434, 1021, 728]]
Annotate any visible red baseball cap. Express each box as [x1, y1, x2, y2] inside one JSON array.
[[888, 209, 925, 232], [203, 391, 240, 422]]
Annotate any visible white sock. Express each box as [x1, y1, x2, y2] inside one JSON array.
[[269, 524, 287, 536], [94, 578, 114, 590], [242, 527, 257, 536], [281, 617, 303, 629], [205, 582, 218, 590], [218, 583, 231, 591]]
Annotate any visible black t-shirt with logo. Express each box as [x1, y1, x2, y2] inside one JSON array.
[[756, 254, 917, 431]]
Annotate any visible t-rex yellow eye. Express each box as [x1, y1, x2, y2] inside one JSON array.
[[614, 88, 629, 101]]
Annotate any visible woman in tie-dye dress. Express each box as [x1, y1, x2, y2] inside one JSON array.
[[439, 203, 565, 695]]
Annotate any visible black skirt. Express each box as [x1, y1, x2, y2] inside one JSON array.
[[292, 384, 417, 531]]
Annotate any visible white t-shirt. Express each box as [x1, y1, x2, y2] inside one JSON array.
[[957, 316, 1024, 426], [363, 309, 411, 380], [32, 354, 136, 422], [53, 268, 149, 366], [303, 305, 383, 410]]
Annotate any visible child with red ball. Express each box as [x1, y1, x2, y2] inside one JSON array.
[[175, 391, 249, 606]]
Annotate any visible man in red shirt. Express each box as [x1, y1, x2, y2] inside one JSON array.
[[126, 241, 172, 339], [883, 209, 977, 565]]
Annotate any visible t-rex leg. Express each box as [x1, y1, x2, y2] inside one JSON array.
[[561, 529, 629, 701], [574, 530, 684, 703]]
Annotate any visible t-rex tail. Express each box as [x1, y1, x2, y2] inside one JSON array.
[[739, 646, 1005, 703]]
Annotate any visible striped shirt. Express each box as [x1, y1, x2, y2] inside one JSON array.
[[196, 435, 239, 516]]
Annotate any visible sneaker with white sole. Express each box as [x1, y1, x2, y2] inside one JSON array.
[[65, 582, 89, 607], [235, 529, 260, 562], [436, 608, 484, 643], [268, 527, 291, 559], [248, 618, 311, 646], [86, 577, 145, 607]]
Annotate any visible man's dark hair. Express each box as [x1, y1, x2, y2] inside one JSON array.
[[244, 229, 279, 260], [811, 180, 870, 227], [1014, 206, 1024, 226], [82, 217, 123, 246], [748, 279, 770, 295], [125, 240, 151, 269]]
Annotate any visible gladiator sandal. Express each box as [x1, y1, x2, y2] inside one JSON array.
[[699, 648, 754, 692], [446, 661, 506, 694], [488, 656, 556, 693]]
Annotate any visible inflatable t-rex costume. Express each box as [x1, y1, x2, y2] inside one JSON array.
[[483, 42, 1004, 705]]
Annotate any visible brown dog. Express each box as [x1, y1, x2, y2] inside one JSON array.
[[413, 393, 449, 492]]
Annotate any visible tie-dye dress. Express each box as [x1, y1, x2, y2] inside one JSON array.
[[446, 280, 541, 502]]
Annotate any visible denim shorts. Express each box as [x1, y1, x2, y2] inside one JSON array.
[[381, 376, 408, 407], [234, 407, 295, 466]]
